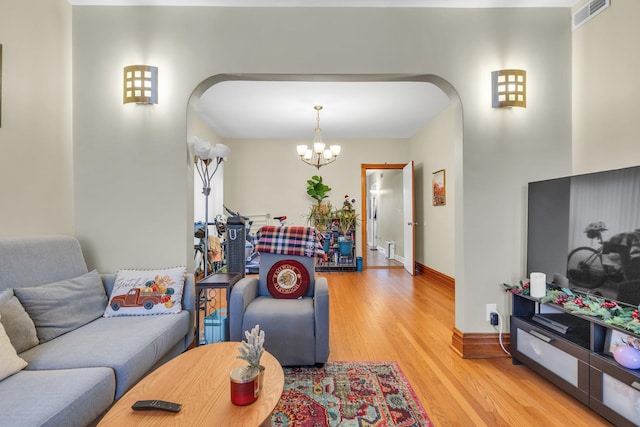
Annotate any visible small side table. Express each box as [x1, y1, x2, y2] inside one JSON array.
[[195, 272, 242, 346]]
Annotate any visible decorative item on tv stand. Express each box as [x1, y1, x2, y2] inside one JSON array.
[[230, 325, 265, 406]]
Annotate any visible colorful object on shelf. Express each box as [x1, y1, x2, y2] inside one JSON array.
[[613, 344, 640, 369], [204, 309, 227, 343]]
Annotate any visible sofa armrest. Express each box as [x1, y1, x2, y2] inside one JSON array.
[[314, 276, 330, 363], [229, 277, 259, 342], [182, 274, 196, 348]]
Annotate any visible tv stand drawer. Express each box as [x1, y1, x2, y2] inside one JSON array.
[[590, 353, 640, 427], [511, 317, 590, 404]]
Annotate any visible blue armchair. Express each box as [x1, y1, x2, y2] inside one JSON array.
[[229, 227, 329, 366]]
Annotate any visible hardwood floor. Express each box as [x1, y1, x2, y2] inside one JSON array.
[[366, 245, 404, 268], [321, 268, 613, 427]]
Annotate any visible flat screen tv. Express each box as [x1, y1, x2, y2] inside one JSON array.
[[527, 165, 640, 307]]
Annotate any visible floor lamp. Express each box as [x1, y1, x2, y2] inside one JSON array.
[[193, 138, 230, 279]]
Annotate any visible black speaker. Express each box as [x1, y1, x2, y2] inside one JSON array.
[[226, 217, 246, 277]]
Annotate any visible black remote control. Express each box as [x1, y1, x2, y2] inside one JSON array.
[[131, 400, 182, 413]]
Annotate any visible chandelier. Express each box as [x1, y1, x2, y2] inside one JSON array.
[[296, 105, 341, 169]]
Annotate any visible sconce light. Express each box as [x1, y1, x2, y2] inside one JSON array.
[[491, 69, 526, 108], [123, 65, 158, 104]]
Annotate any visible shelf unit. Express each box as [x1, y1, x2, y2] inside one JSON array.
[[315, 227, 356, 272], [194, 272, 242, 346], [511, 292, 640, 426]]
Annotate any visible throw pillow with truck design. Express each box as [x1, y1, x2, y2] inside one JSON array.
[[103, 267, 186, 317]]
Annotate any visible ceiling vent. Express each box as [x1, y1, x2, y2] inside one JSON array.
[[573, 0, 610, 30]]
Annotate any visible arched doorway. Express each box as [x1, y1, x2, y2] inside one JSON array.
[[186, 74, 462, 282]]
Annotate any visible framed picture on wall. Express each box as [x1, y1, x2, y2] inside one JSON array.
[[432, 169, 446, 206]]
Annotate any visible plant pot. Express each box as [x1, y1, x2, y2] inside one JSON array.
[[338, 239, 353, 256], [230, 366, 260, 405]]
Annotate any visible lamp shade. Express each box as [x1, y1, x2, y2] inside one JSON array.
[[193, 137, 212, 159], [192, 138, 230, 161]]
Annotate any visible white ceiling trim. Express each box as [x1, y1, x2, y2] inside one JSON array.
[[68, 0, 579, 8]]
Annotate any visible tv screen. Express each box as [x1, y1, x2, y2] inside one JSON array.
[[527, 165, 640, 307]]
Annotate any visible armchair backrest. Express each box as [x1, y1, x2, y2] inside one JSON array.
[[255, 226, 321, 298]]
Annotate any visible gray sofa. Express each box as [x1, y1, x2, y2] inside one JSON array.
[[0, 236, 195, 427]]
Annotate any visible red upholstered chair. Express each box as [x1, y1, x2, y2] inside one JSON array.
[[229, 226, 329, 366]]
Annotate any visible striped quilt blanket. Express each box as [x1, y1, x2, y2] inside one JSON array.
[[255, 226, 322, 257]]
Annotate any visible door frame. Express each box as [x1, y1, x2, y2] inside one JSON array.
[[361, 163, 408, 270]]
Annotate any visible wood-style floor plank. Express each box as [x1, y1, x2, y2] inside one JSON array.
[[320, 268, 613, 427]]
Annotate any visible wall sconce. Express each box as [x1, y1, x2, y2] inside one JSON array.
[[491, 69, 526, 108], [123, 65, 158, 104]]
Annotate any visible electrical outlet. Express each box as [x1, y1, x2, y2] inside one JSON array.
[[486, 304, 497, 321], [490, 312, 499, 326]]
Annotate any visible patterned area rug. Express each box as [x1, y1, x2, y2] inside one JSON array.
[[270, 361, 433, 426]]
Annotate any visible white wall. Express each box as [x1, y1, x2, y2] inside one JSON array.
[[572, 0, 640, 174], [70, 6, 572, 334], [411, 102, 456, 278], [373, 169, 404, 257], [0, 0, 73, 236], [221, 137, 409, 252]]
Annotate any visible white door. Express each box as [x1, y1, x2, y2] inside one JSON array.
[[403, 161, 416, 275]]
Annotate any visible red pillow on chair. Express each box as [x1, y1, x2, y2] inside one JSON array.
[[266, 260, 310, 299]]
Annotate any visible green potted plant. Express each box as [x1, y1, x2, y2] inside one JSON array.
[[236, 324, 265, 384], [305, 175, 333, 236], [335, 195, 360, 256]]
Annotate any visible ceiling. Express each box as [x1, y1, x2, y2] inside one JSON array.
[[70, 1, 579, 7], [70, 0, 579, 139], [194, 80, 452, 140]]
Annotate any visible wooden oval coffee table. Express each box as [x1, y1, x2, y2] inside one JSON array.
[[98, 342, 284, 426]]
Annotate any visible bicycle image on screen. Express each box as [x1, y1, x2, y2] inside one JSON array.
[[567, 221, 640, 304]]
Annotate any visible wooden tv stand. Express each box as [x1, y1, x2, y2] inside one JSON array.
[[510, 292, 640, 426]]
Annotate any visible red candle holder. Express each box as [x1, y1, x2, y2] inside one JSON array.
[[230, 367, 259, 405]]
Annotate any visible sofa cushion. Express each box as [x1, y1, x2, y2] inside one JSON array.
[[0, 235, 89, 290], [0, 289, 39, 353], [20, 311, 190, 399], [103, 267, 186, 317], [14, 270, 108, 343], [0, 368, 115, 427], [242, 296, 316, 365], [0, 316, 27, 381]]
